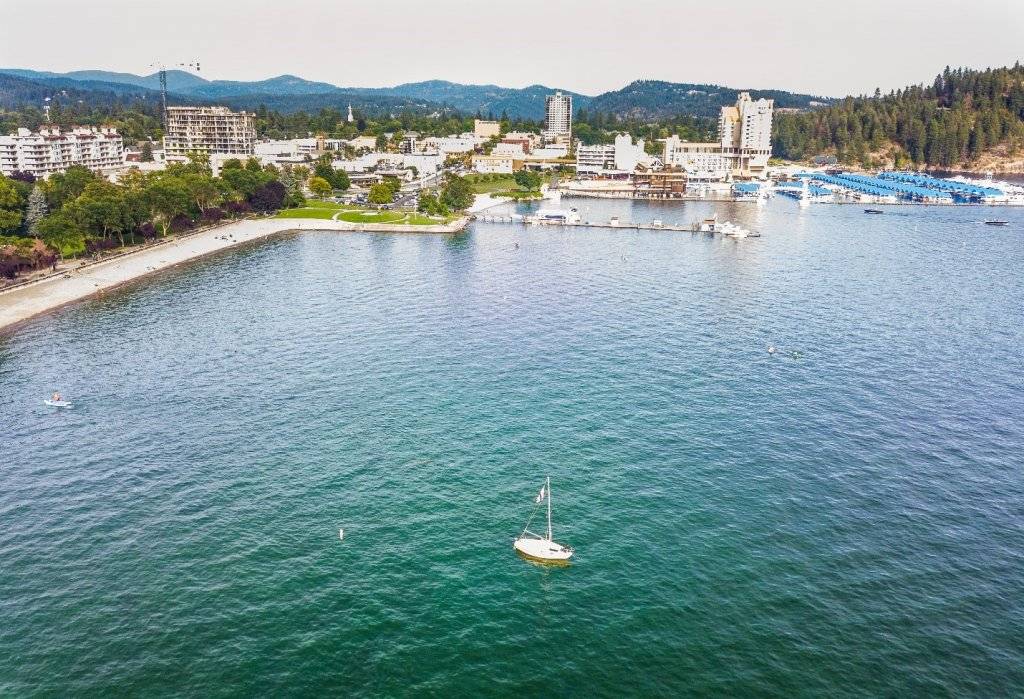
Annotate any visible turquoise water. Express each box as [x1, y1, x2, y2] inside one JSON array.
[[2, 199, 1023, 696]]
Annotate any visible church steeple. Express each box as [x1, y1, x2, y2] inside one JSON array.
[[347, 104, 354, 123]]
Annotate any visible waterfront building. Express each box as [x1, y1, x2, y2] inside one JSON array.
[[662, 137, 731, 180], [543, 91, 572, 140], [659, 93, 774, 180], [718, 91, 773, 177], [474, 119, 501, 139], [0, 126, 124, 178], [163, 106, 256, 161], [576, 134, 652, 175]]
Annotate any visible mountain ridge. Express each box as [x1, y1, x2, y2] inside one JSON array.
[[0, 68, 831, 119]]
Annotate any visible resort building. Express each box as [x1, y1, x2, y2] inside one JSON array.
[[662, 137, 731, 181], [543, 92, 572, 140], [163, 106, 256, 162], [0, 126, 124, 178], [474, 119, 501, 139], [718, 92, 774, 177], [658, 93, 775, 180]]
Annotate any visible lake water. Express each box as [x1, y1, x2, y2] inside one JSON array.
[[2, 198, 1023, 696]]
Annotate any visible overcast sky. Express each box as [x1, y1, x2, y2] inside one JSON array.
[[3, 0, 1022, 97]]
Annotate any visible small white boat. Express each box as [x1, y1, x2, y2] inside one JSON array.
[[44, 399, 72, 408], [513, 477, 573, 562]]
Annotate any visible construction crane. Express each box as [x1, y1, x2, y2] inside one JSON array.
[[149, 60, 201, 128]]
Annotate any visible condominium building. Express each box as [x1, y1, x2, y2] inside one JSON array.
[[718, 92, 774, 177], [575, 143, 616, 174], [163, 106, 256, 161], [0, 126, 124, 178], [576, 134, 652, 175], [543, 92, 572, 140]]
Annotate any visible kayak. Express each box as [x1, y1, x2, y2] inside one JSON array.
[[44, 399, 72, 408]]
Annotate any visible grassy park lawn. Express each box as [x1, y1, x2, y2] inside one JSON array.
[[464, 174, 519, 193], [275, 207, 341, 220], [335, 210, 406, 224], [276, 205, 457, 226]]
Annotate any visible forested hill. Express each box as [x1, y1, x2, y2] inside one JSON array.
[[587, 80, 829, 119], [772, 64, 1024, 169]]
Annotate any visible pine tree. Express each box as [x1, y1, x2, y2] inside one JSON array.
[[25, 184, 47, 237]]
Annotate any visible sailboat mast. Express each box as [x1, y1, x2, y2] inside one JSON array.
[[546, 476, 552, 540]]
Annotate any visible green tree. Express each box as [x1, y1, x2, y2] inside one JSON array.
[[143, 178, 192, 236], [309, 176, 332, 198], [440, 175, 473, 211], [36, 213, 86, 258], [140, 142, 154, 162], [514, 170, 542, 191], [25, 185, 48, 236], [368, 182, 394, 205]]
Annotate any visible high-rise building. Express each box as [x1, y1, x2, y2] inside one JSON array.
[[0, 126, 124, 178], [543, 92, 572, 140], [718, 92, 773, 176], [163, 106, 256, 161]]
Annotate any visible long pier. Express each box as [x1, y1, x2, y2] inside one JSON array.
[[470, 213, 758, 236]]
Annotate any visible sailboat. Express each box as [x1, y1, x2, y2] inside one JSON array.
[[513, 477, 574, 562]]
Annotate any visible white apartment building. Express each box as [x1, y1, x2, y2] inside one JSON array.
[[163, 106, 256, 161], [575, 143, 616, 174], [0, 126, 124, 178], [719, 92, 774, 177], [576, 134, 652, 175], [543, 92, 572, 140]]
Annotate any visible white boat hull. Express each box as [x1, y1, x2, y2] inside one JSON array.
[[44, 400, 72, 408], [514, 537, 573, 561]]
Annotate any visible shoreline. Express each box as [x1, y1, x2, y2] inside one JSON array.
[[0, 215, 467, 336]]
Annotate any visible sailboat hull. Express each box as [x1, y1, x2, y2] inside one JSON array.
[[514, 537, 573, 561]]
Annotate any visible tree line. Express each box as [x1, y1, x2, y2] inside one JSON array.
[[772, 64, 1024, 168], [0, 156, 299, 279]]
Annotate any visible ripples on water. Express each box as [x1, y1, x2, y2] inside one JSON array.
[[1, 199, 1023, 696]]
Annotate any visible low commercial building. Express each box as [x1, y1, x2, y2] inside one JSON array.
[[472, 153, 520, 174], [474, 119, 501, 139], [422, 135, 477, 154], [0, 126, 124, 178], [255, 138, 319, 162], [164, 106, 256, 161], [493, 142, 527, 157]]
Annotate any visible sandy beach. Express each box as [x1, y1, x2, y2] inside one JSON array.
[[0, 215, 466, 334]]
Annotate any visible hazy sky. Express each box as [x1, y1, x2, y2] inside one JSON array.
[[3, 0, 1022, 97]]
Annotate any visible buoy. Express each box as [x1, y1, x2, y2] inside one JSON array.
[[338, 528, 344, 541], [768, 345, 777, 354]]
